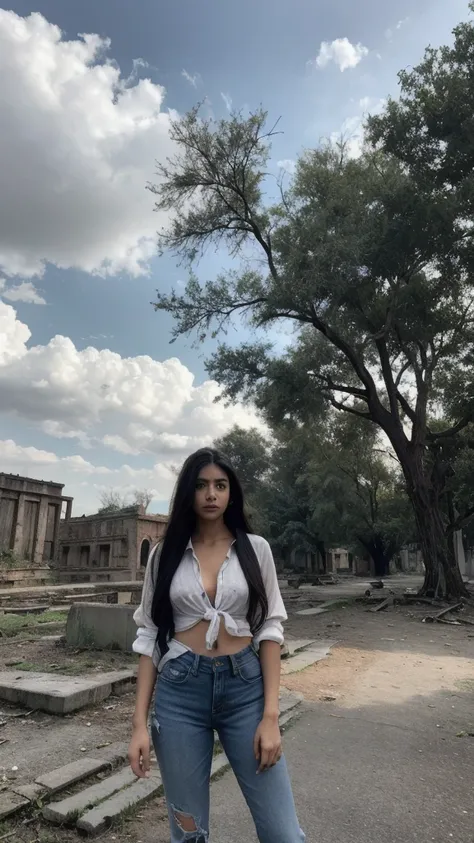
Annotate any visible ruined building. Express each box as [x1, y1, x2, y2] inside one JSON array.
[[58, 505, 167, 583], [0, 473, 72, 567]]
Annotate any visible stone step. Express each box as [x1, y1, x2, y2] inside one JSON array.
[[36, 743, 128, 793], [76, 769, 163, 836], [43, 767, 138, 824]]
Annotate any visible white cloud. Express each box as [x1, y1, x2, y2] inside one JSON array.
[[0, 301, 266, 512], [102, 434, 140, 456], [277, 159, 297, 175], [0, 300, 30, 364], [0, 10, 178, 279], [0, 439, 110, 475], [313, 37, 369, 72], [0, 280, 46, 305], [221, 92, 233, 112], [182, 69, 201, 88]]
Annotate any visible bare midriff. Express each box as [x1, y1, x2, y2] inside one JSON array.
[[175, 620, 252, 657]]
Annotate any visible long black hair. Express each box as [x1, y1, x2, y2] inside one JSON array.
[[151, 448, 268, 656]]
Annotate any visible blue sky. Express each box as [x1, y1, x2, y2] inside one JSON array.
[[0, 0, 470, 513]]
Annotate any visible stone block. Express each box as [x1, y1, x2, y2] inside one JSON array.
[[12, 782, 45, 802], [43, 767, 138, 824], [284, 639, 317, 656], [36, 757, 109, 792], [0, 791, 30, 819], [0, 669, 135, 715], [66, 603, 137, 653], [35, 742, 130, 794], [281, 641, 335, 675], [77, 769, 162, 835]]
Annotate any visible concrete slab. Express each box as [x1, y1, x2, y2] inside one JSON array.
[[0, 669, 136, 715], [77, 770, 162, 835], [93, 741, 129, 765], [36, 758, 110, 793], [12, 782, 45, 802], [66, 603, 137, 653], [43, 767, 138, 824], [36, 743, 129, 793], [283, 638, 317, 656], [295, 606, 328, 616], [279, 690, 304, 715], [0, 791, 30, 819], [281, 641, 336, 674]]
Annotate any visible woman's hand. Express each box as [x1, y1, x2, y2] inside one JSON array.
[[253, 714, 282, 774], [128, 725, 151, 778]]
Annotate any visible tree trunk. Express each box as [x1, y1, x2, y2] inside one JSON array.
[[408, 485, 468, 600]]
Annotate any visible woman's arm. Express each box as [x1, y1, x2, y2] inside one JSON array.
[[129, 543, 161, 778], [129, 655, 157, 778], [254, 640, 283, 773], [260, 639, 281, 719], [251, 537, 288, 773]]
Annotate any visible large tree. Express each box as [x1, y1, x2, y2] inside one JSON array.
[[150, 11, 474, 599]]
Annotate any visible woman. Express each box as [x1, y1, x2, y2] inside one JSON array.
[[128, 448, 305, 843]]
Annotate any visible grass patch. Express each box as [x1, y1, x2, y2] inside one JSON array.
[[37, 610, 68, 624], [0, 611, 67, 638]]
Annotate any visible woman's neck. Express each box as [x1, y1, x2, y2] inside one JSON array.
[[194, 517, 232, 544]]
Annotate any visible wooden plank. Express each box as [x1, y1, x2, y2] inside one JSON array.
[[423, 602, 464, 623], [369, 596, 393, 613]]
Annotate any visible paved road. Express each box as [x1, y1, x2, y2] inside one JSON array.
[[209, 687, 474, 842]]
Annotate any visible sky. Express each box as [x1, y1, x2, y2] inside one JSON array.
[[0, 0, 470, 515]]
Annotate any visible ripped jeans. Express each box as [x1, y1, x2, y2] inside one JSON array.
[[152, 645, 305, 843]]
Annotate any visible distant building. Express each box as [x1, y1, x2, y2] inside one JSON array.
[[286, 546, 353, 575], [0, 473, 72, 566], [326, 547, 353, 573], [58, 505, 167, 583]]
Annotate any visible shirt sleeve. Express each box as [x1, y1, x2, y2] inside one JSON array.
[[132, 542, 161, 658], [252, 536, 287, 648]]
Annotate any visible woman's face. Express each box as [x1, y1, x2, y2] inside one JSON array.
[[194, 463, 231, 522]]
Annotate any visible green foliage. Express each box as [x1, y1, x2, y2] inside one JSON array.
[[0, 548, 23, 568], [0, 610, 67, 638]]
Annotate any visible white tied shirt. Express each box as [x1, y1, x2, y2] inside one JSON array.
[[133, 534, 287, 670]]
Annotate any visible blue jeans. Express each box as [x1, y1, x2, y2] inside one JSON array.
[[152, 645, 305, 843]]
